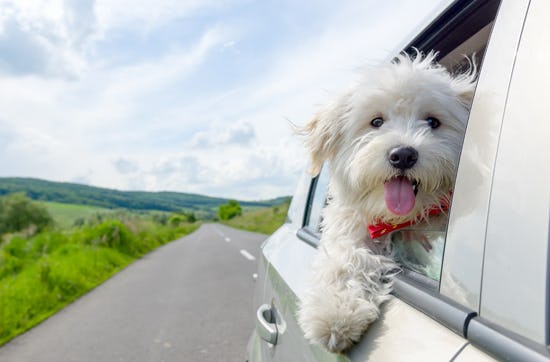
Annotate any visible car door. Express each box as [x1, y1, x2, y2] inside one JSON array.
[[248, 0, 536, 361], [249, 167, 341, 362], [451, 0, 550, 359]]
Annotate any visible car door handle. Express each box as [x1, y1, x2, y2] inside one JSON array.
[[256, 304, 278, 345]]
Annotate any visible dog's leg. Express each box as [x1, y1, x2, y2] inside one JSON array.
[[297, 220, 396, 352]]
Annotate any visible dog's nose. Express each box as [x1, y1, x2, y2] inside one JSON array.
[[388, 146, 418, 170]]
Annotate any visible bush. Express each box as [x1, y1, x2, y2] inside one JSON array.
[[218, 200, 242, 220], [0, 193, 54, 235], [152, 213, 168, 225], [185, 212, 196, 223], [76, 220, 144, 257], [168, 214, 185, 226], [168, 212, 196, 226]]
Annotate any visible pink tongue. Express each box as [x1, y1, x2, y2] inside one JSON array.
[[384, 176, 416, 215]]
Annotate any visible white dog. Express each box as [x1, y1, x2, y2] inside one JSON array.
[[297, 51, 476, 352]]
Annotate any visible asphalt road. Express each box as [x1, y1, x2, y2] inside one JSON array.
[[0, 224, 267, 362]]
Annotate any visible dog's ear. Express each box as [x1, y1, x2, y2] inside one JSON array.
[[452, 56, 478, 108], [456, 83, 475, 107], [297, 95, 348, 176], [299, 116, 327, 176]]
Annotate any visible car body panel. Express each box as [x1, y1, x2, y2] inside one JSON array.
[[250, 224, 346, 362], [440, 0, 531, 310], [347, 299, 467, 362], [480, 0, 550, 344], [252, 224, 470, 362], [453, 344, 497, 361]]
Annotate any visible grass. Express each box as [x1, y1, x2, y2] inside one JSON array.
[[221, 202, 290, 235], [42, 201, 111, 228], [0, 218, 199, 346], [0, 245, 132, 343]]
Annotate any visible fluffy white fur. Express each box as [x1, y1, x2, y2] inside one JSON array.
[[297, 52, 476, 352]]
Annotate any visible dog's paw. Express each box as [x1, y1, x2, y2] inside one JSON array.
[[298, 290, 380, 353]]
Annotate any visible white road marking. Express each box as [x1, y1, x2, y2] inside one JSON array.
[[214, 227, 231, 242], [240, 249, 256, 261]]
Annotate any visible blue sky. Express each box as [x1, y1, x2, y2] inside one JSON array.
[[0, 0, 451, 200]]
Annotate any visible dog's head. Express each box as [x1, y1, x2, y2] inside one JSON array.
[[300, 52, 476, 223]]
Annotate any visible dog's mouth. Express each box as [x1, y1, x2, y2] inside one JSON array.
[[384, 176, 419, 215]]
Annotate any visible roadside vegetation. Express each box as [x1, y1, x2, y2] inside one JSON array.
[[221, 198, 291, 235], [0, 193, 198, 346], [218, 199, 242, 220]]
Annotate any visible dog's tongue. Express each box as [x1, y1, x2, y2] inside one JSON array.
[[384, 176, 415, 215]]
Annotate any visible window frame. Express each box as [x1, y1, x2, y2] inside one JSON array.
[[297, 174, 322, 247]]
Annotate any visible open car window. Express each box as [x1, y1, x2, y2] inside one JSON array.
[[298, 0, 502, 286]]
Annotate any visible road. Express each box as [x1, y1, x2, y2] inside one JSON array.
[[0, 224, 267, 362]]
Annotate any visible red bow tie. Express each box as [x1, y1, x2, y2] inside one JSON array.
[[367, 196, 451, 239]]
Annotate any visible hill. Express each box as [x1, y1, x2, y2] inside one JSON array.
[[0, 178, 289, 216]]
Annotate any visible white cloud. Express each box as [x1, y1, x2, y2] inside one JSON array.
[[189, 120, 256, 148], [93, 0, 236, 36], [150, 155, 202, 183], [0, 0, 93, 77], [113, 158, 139, 175]]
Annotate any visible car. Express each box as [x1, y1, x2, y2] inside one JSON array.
[[246, 0, 550, 361]]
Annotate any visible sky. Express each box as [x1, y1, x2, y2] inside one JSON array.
[[0, 0, 451, 200]]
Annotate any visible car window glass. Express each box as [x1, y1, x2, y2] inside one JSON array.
[[391, 229, 446, 281], [394, 5, 500, 282]]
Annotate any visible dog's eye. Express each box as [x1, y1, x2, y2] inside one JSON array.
[[371, 117, 384, 128], [426, 117, 441, 129]]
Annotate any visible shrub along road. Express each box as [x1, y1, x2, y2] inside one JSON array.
[[0, 224, 267, 362]]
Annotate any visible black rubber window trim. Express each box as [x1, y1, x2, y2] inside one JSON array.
[[302, 174, 320, 229], [405, 0, 501, 60]]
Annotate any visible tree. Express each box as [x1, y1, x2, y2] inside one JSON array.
[[0, 193, 54, 234], [218, 200, 242, 220], [185, 212, 197, 223]]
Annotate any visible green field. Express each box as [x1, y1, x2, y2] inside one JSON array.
[[42, 202, 112, 228], [221, 201, 290, 235]]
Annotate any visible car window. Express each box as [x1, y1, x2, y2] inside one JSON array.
[[298, 0, 502, 285]]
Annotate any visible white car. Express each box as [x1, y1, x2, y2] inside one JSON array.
[[247, 0, 550, 360]]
